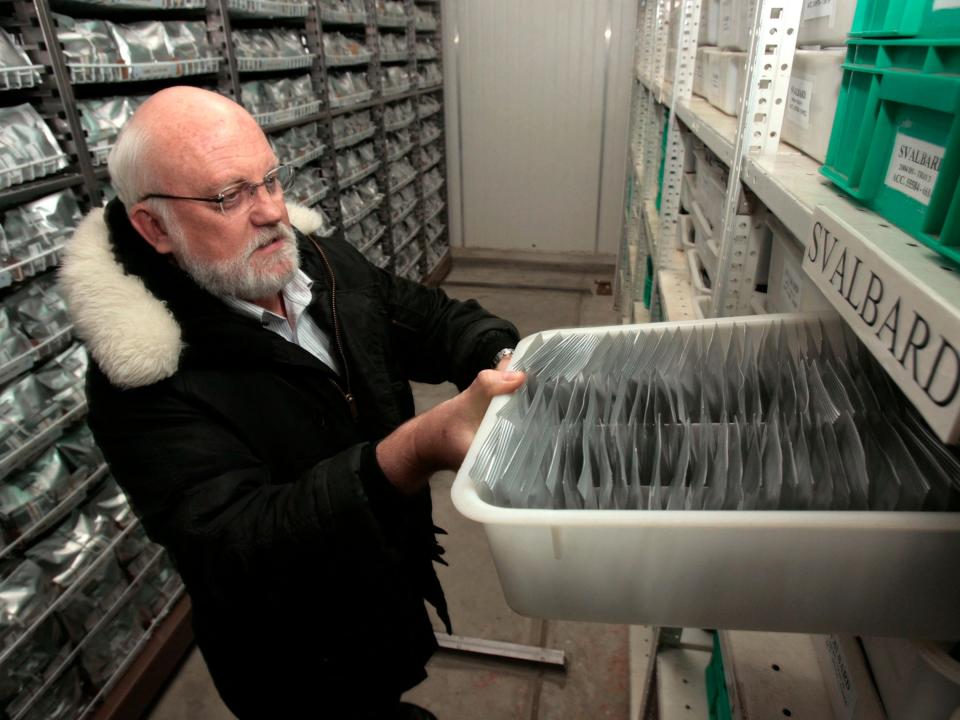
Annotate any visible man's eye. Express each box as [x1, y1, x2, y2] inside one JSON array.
[[263, 175, 278, 191], [220, 188, 245, 208]]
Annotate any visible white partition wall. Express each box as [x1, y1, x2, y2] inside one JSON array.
[[443, 0, 637, 254]]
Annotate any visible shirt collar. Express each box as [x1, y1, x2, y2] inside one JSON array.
[[220, 269, 314, 325]]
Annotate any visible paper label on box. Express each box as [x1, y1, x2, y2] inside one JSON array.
[[825, 637, 858, 720], [884, 132, 944, 206], [786, 75, 813, 129], [780, 256, 803, 312], [934, 0, 960, 10], [803, 207, 960, 443], [804, 0, 835, 20], [709, 66, 721, 93]]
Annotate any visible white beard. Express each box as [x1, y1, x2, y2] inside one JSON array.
[[167, 219, 300, 301]]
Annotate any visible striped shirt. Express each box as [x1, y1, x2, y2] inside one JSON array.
[[220, 269, 341, 374]]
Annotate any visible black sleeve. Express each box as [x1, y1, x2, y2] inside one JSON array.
[[374, 266, 520, 390]]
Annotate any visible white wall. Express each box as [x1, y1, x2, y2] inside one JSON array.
[[442, 0, 637, 255]]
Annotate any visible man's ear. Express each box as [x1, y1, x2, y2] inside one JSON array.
[[129, 203, 175, 254]]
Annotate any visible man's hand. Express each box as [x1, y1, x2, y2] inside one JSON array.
[[376, 369, 526, 494]]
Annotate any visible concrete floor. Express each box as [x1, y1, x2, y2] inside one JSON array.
[[146, 252, 630, 720]]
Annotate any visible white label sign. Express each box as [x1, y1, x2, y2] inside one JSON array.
[[825, 637, 858, 720], [781, 257, 803, 312], [786, 75, 814, 129], [804, 0, 835, 20], [803, 207, 960, 443], [884, 132, 945, 206], [934, 0, 960, 10]]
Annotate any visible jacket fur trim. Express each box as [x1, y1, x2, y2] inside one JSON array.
[[59, 203, 327, 390]]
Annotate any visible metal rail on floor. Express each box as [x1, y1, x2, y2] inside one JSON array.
[[435, 632, 567, 670]]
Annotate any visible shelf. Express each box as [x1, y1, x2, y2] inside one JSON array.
[[0, 172, 84, 211], [420, 154, 442, 172], [357, 225, 385, 253], [418, 105, 441, 120], [0, 463, 109, 565], [423, 247, 451, 287], [380, 51, 409, 63], [333, 125, 376, 149], [424, 202, 444, 224], [657, 648, 711, 720], [319, 7, 366, 24], [383, 82, 412, 97], [658, 260, 697, 321], [418, 80, 442, 91], [376, 15, 409, 28], [391, 199, 416, 225], [227, 0, 308, 17], [384, 115, 416, 132], [296, 184, 329, 206], [328, 89, 374, 110], [62, 0, 206, 7], [397, 249, 424, 277], [386, 142, 414, 162], [0, 65, 42, 91], [0, 240, 66, 289], [0, 325, 75, 385], [67, 57, 221, 84], [325, 51, 372, 68], [236, 54, 314, 72], [253, 100, 322, 131], [675, 97, 735, 168], [0, 400, 88, 483], [338, 160, 379, 188], [393, 224, 421, 252], [285, 144, 325, 169], [0, 155, 69, 192], [342, 196, 383, 229], [388, 172, 416, 194]]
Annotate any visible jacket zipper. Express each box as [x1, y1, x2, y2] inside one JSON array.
[[310, 238, 358, 419]]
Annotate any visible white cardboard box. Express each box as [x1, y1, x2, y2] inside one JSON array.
[[811, 635, 887, 720], [717, 0, 756, 51], [798, 0, 857, 48], [767, 212, 832, 314], [782, 49, 845, 164]]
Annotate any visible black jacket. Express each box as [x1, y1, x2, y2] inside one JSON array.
[[61, 200, 518, 717]]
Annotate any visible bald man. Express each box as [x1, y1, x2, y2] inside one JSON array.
[[61, 87, 522, 719]]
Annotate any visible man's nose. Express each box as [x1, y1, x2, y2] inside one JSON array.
[[249, 183, 286, 225]]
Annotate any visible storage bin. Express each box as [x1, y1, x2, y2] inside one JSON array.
[[694, 46, 709, 98], [699, 0, 719, 46], [717, 0, 756, 51], [451, 315, 960, 636], [691, 199, 719, 282], [676, 212, 695, 250], [821, 63, 960, 264], [694, 146, 753, 230], [861, 637, 960, 720], [705, 49, 746, 117], [782, 49, 845, 164], [811, 635, 887, 720], [849, 0, 960, 40], [681, 170, 696, 212], [765, 213, 832, 313], [798, 0, 858, 48], [686, 247, 712, 295]]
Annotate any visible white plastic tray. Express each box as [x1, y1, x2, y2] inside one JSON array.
[[451, 315, 960, 637], [236, 54, 314, 72]]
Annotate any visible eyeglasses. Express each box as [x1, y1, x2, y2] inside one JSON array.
[[139, 164, 296, 215]]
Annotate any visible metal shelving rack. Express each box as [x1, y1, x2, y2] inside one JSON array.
[[0, 0, 451, 717], [622, 0, 960, 715]]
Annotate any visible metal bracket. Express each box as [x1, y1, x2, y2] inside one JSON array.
[[711, 0, 801, 316], [435, 632, 567, 670]]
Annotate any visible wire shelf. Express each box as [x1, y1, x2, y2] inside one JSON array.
[[0, 240, 67, 289], [0, 400, 88, 483], [415, 50, 437, 60], [328, 89, 373, 109], [236, 54, 314, 72], [333, 124, 375, 149], [415, 21, 437, 31], [297, 184, 329, 206], [284, 145, 325, 168], [0, 65, 42, 91], [376, 14, 408, 27], [253, 99, 321, 129], [357, 225, 385, 253], [418, 79, 442, 91], [384, 115, 415, 132], [420, 154, 442, 172], [393, 223, 420, 252], [227, 0, 308, 17], [325, 51, 372, 67], [319, 7, 367, 24], [380, 51, 408, 63], [388, 172, 416, 194], [391, 199, 416, 224], [419, 130, 442, 146], [418, 105, 440, 119], [0, 155, 69, 191], [382, 81, 411, 97], [386, 142, 414, 162], [397, 249, 424, 277], [0, 325, 74, 386], [64, 0, 206, 7], [426, 223, 445, 243], [67, 57, 221, 84], [373, 252, 390, 269], [424, 201, 445, 224], [338, 160, 380, 188], [342, 195, 383, 228]]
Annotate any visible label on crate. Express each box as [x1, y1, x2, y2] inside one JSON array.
[[780, 258, 804, 312], [934, 0, 960, 10], [786, 76, 813, 128], [883, 132, 944, 206], [803, 0, 835, 20], [824, 637, 857, 719], [804, 207, 960, 443]]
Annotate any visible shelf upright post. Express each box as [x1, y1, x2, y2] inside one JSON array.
[[711, 0, 801, 317], [407, 0, 426, 279], [365, 0, 395, 272], [305, 0, 344, 234], [649, 0, 701, 321], [209, 0, 242, 100], [15, 0, 101, 208]]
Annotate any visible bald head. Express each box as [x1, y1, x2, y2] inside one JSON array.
[[108, 87, 271, 210]]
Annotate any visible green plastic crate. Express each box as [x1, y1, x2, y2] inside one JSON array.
[[706, 634, 732, 720], [850, 0, 960, 40], [821, 60, 960, 264]]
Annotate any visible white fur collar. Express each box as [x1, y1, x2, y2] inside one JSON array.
[[59, 203, 326, 389]]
